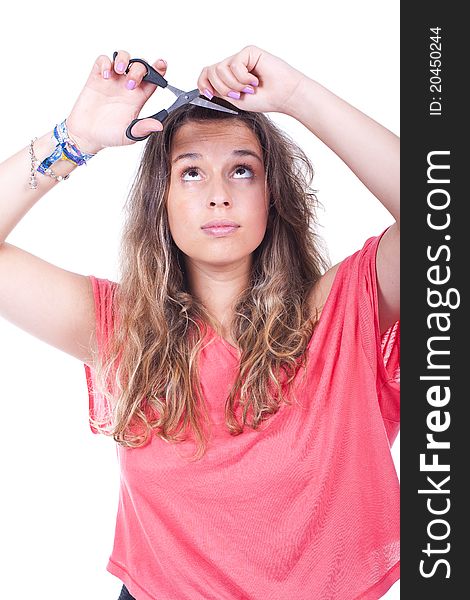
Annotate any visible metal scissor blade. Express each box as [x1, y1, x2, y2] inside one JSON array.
[[166, 89, 202, 113], [190, 97, 238, 114], [166, 83, 187, 97]]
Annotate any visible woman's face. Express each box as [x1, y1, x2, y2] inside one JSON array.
[[166, 120, 269, 270]]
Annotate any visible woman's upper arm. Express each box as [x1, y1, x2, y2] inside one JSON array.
[[0, 242, 97, 365], [308, 224, 400, 335], [376, 222, 400, 334]]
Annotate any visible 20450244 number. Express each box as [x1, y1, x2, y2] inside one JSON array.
[[429, 27, 442, 116]]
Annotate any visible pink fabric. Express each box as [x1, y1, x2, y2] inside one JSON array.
[[84, 231, 400, 600]]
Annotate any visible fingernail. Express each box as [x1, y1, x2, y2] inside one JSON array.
[[203, 88, 214, 100], [103, 70, 110, 79], [126, 79, 136, 90], [157, 59, 167, 67], [227, 91, 241, 100], [250, 81, 258, 87], [242, 86, 255, 94], [116, 61, 125, 73]]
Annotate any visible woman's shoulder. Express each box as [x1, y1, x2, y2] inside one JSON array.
[[307, 230, 387, 321], [307, 261, 343, 321]]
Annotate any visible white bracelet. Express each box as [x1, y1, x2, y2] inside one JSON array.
[[29, 137, 70, 189]]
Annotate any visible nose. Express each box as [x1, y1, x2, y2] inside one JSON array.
[[207, 176, 232, 208], [209, 197, 231, 207]]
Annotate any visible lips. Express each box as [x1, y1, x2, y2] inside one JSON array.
[[201, 219, 240, 229], [201, 219, 240, 238]]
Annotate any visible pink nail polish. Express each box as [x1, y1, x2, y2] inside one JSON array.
[[242, 86, 255, 94], [251, 81, 258, 87], [117, 62, 125, 73], [203, 89, 214, 100], [103, 70, 110, 79], [126, 79, 136, 90], [228, 91, 241, 100]]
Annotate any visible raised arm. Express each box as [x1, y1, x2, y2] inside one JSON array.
[[285, 77, 400, 333], [0, 50, 169, 364], [197, 45, 400, 333]]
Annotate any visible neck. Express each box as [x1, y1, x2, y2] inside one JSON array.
[[185, 257, 252, 334]]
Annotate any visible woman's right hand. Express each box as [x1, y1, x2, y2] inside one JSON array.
[[65, 50, 168, 155]]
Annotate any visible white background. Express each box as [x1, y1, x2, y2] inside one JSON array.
[[0, 1, 400, 598]]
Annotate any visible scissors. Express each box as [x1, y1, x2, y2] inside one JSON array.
[[113, 52, 238, 142]]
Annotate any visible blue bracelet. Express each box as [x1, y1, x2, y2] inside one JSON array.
[[37, 119, 96, 175]]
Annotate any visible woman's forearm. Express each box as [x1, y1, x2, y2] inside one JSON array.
[[0, 133, 80, 244], [285, 76, 400, 225]]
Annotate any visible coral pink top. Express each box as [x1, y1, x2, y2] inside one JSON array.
[[84, 231, 400, 600]]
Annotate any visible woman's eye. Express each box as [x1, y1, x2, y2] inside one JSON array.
[[181, 168, 201, 181], [180, 165, 254, 181], [233, 165, 254, 179]]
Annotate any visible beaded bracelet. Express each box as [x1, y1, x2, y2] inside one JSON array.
[[29, 118, 96, 189], [29, 138, 69, 188]]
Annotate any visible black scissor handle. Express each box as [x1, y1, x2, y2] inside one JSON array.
[[112, 52, 168, 88], [126, 109, 169, 142], [112, 52, 169, 141]]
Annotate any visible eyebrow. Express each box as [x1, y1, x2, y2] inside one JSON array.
[[172, 149, 263, 164]]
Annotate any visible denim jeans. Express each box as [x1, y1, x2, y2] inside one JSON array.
[[118, 584, 136, 600]]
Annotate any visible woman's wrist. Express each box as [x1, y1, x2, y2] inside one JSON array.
[[30, 119, 98, 189], [29, 131, 79, 187], [65, 125, 103, 157], [64, 114, 103, 156], [33, 131, 80, 174], [283, 76, 324, 125]]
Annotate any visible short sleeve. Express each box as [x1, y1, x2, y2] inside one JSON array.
[[344, 229, 400, 445], [83, 275, 118, 434]]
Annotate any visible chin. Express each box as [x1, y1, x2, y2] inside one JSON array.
[[206, 253, 249, 266], [191, 249, 254, 268]]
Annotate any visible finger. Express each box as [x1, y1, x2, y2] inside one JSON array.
[[229, 61, 259, 88], [134, 58, 168, 99], [225, 62, 256, 96], [202, 65, 235, 97], [215, 61, 242, 90], [127, 57, 168, 91], [152, 58, 168, 74], [197, 67, 216, 100], [124, 61, 148, 90], [130, 117, 164, 138], [112, 50, 131, 75], [93, 55, 113, 80], [208, 63, 256, 100]]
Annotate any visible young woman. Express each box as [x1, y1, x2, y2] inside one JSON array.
[[0, 45, 399, 599]]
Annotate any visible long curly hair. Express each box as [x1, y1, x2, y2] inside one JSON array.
[[89, 99, 329, 460]]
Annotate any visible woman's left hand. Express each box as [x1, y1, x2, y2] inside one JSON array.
[[197, 45, 307, 115]]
